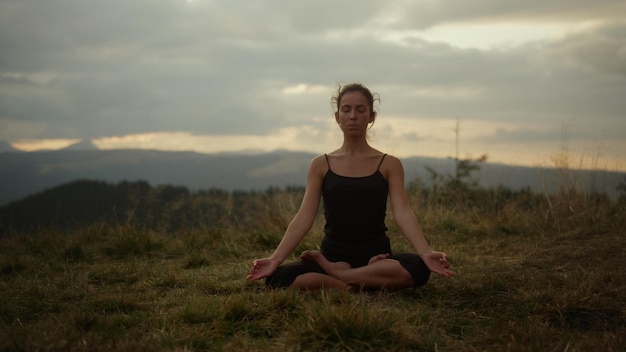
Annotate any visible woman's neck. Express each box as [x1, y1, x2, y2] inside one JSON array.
[[336, 138, 375, 156]]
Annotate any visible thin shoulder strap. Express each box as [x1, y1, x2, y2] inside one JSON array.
[[324, 154, 331, 170], [376, 153, 387, 170]]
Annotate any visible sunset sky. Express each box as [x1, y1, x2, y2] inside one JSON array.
[[1, 0, 625, 171]]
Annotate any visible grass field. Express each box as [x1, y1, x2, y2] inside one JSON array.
[[1, 185, 625, 351]]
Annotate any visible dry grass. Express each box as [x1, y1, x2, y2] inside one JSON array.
[[1, 183, 625, 351]]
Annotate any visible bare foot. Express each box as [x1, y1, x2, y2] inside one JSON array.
[[368, 253, 390, 265], [300, 250, 351, 277]]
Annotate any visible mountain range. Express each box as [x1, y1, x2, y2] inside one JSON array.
[[0, 140, 20, 153], [1, 145, 624, 206]]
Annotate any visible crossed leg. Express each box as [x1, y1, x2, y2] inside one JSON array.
[[291, 272, 349, 290], [297, 250, 414, 290]]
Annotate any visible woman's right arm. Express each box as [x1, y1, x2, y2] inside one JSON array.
[[246, 155, 325, 281]]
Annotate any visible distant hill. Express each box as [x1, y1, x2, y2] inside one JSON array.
[[0, 149, 624, 206], [0, 149, 314, 206], [0, 180, 198, 234], [61, 139, 99, 151], [0, 140, 20, 153]]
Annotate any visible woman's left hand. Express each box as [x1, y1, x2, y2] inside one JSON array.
[[420, 251, 455, 278]]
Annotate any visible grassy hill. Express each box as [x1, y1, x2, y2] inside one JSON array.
[[1, 179, 624, 351]]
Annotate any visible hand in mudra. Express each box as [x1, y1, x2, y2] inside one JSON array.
[[421, 251, 455, 278], [246, 258, 279, 281]]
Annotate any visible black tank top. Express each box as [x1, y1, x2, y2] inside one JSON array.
[[322, 154, 389, 241]]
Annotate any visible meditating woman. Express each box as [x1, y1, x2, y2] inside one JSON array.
[[246, 83, 454, 290]]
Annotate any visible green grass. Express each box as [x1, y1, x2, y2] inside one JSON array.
[[1, 188, 625, 351]]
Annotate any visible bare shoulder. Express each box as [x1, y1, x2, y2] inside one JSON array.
[[382, 154, 402, 164], [308, 154, 329, 178], [378, 154, 404, 180], [310, 154, 328, 168], [382, 154, 404, 169]]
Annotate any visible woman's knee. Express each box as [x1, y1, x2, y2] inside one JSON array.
[[391, 253, 431, 287], [265, 260, 325, 289]]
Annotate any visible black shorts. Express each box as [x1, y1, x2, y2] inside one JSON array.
[[265, 253, 430, 289]]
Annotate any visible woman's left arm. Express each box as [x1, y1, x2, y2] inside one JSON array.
[[386, 156, 454, 277]]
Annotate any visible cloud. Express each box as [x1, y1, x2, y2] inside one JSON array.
[[392, 0, 626, 28], [91, 123, 342, 155], [482, 128, 564, 143], [545, 23, 626, 77], [0, 0, 624, 170], [12, 138, 80, 151]]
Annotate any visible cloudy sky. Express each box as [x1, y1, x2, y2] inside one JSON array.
[[1, 0, 625, 170]]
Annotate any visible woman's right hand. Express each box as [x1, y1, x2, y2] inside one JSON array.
[[246, 258, 280, 281]]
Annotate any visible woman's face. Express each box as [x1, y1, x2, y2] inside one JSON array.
[[335, 91, 375, 135]]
